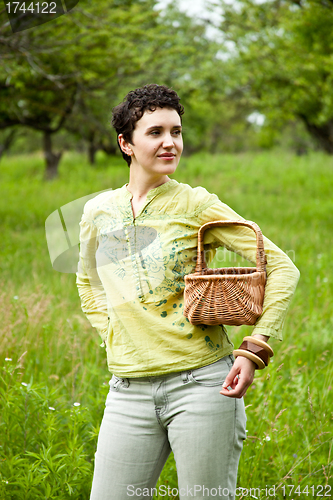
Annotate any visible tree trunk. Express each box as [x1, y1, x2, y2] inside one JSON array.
[[0, 129, 17, 161], [300, 116, 333, 154], [88, 141, 98, 165], [43, 131, 62, 179]]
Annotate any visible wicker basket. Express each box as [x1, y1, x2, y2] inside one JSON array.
[[183, 220, 267, 326]]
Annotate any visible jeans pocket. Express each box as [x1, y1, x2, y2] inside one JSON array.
[[189, 357, 230, 387], [109, 374, 130, 392]]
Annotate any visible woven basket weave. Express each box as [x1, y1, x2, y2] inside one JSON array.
[[183, 220, 266, 326]]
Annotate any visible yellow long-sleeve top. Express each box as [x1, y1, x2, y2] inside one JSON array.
[[76, 179, 300, 377]]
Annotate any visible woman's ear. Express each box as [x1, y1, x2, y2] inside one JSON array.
[[118, 134, 133, 156]]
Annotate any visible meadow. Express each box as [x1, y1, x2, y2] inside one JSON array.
[[0, 150, 332, 499]]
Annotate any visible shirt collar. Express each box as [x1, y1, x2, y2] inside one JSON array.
[[122, 179, 178, 201]]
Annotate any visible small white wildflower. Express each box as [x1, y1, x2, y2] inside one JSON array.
[[13, 296, 19, 300], [48, 407, 56, 411], [21, 382, 28, 387], [73, 402, 80, 407], [5, 358, 12, 361], [264, 435, 271, 441]]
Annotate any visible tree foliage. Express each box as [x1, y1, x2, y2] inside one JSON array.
[[216, 0, 333, 153]]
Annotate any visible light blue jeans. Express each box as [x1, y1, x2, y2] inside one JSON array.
[[90, 355, 247, 500]]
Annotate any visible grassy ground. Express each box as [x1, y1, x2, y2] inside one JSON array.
[[0, 149, 332, 499]]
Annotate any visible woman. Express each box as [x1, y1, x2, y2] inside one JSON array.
[[76, 84, 299, 500]]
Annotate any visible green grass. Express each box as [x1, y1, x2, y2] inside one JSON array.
[[1, 149, 332, 499]]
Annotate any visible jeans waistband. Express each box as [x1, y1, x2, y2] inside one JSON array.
[[112, 354, 234, 385]]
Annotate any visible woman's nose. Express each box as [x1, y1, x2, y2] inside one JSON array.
[[162, 133, 174, 148]]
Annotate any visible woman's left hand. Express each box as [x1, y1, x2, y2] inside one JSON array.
[[220, 356, 256, 399]]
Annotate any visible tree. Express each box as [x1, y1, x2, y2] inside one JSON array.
[[0, 5, 83, 176], [215, 0, 333, 153]]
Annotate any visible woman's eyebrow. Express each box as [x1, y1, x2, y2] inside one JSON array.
[[146, 125, 182, 131]]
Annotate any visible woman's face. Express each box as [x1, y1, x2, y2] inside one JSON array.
[[120, 107, 183, 179]]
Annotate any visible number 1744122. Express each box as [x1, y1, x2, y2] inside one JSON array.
[[5, 2, 57, 14], [281, 485, 331, 497]]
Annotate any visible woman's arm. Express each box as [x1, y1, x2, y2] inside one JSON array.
[[199, 199, 300, 397], [76, 207, 109, 343], [200, 200, 300, 341]]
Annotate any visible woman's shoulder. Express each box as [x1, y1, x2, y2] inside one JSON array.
[[172, 181, 219, 212]]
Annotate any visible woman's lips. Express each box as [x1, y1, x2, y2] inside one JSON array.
[[158, 153, 175, 159]]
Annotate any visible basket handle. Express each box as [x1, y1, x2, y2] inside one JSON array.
[[195, 220, 266, 273]]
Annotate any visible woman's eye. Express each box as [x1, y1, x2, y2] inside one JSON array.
[[173, 130, 182, 136], [150, 130, 160, 135]]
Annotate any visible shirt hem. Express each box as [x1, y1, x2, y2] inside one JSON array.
[[109, 349, 234, 378]]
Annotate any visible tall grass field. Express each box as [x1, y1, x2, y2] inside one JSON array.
[[1, 150, 332, 499]]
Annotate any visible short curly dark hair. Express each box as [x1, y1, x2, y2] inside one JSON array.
[[111, 84, 184, 167]]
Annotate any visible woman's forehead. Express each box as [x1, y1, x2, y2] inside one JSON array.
[[136, 107, 181, 129]]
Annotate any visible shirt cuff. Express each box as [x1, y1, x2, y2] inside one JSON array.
[[251, 326, 283, 341]]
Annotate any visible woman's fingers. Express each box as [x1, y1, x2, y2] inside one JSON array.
[[220, 356, 256, 399], [222, 365, 240, 390]]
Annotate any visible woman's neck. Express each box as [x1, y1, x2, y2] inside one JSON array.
[[126, 173, 170, 199], [126, 171, 171, 219]]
